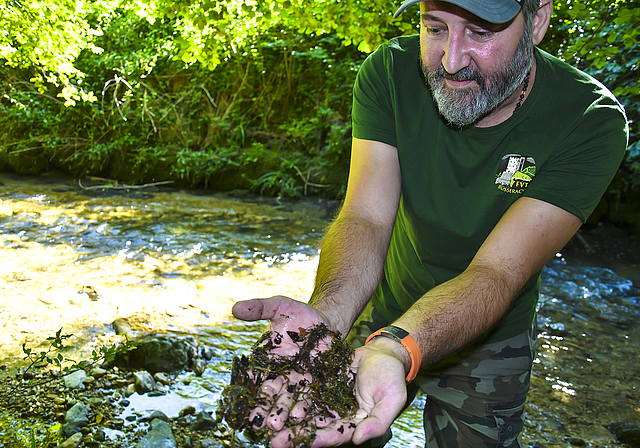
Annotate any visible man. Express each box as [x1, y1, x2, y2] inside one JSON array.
[[232, 0, 629, 446]]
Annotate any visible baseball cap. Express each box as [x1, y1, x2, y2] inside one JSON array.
[[393, 0, 523, 23]]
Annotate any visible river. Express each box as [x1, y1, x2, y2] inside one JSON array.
[[0, 173, 638, 447]]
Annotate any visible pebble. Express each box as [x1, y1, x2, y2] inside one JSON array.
[[154, 372, 170, 385], [562, 437, 586, 446], [133, 370, 156, 393], [124, 384, 136, 397], [192, 359, 206, 377], [200, 346, 213, 360], [148, 410, 170, 422], [93, 428, 106, 442], [199, 438, 223, 448], [90, 367, 107, 378], [58, 432, 83, 448], [148, 390, 166, 397], [63, 370, 87, 389], [136, 418, 177, 448], [179, 405, 196, 417], [189, 411, 217, 431], [61, 402, 89, 437], [0, 347, 224, 447]]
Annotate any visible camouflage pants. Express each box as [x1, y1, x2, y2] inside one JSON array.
[[345, 301, 537, 448]]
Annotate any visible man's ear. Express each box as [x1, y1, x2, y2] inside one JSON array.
[[532, 0, 553, 45]]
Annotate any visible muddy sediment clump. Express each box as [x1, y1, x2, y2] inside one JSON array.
[[217, 323, 358, 446]]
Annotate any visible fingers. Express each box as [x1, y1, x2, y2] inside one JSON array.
[[288, 371, 313, 423], [248, 371, 314, 432], [248, 375, 286, 430], [309, 412, 366, 448], [270, 427, 296, 448], [267, 388, 296, 431], [352, 414, 388, 445], [232, 296, 288, 321], [270, 413, 364, 448], [231, 296, 327, 332]]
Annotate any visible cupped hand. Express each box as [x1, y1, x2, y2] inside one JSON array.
[[231, 296, 334, 434], [265, 337, 409, 448], [230, 296, 408, 448]]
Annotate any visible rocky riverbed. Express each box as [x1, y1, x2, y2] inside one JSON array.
[[0, 334, 248, 448]]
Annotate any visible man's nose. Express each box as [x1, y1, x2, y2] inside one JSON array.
[[442, 32, 471, 75]]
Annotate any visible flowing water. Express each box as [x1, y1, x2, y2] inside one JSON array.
[[0, 173, 638, 447]]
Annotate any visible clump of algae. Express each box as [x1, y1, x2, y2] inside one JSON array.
[[217, 323, 357, 447]]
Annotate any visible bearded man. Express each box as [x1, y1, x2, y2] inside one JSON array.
[[231, 0, 629, 447]]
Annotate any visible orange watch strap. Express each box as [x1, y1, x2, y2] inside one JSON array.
[[365, 326, 422, 382]]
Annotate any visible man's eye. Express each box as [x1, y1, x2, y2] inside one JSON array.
[[424, 26, 445, 35], [472, 30, 493, 38]]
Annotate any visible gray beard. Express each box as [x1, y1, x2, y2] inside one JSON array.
[[421, 32, 534, 128]]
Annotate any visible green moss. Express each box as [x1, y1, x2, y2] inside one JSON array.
[[217, 324, 357, 446]]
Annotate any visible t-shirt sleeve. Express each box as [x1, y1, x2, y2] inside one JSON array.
[[523, 97, 628, 222], [351, 44, 398, 147]]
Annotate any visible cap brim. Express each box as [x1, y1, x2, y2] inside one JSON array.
[[394, 0, 521, 23]]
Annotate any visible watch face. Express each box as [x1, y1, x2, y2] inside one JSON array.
[[381, 325, 410, 341]]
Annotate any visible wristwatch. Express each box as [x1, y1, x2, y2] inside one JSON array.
[[365, 325, 422, 383]]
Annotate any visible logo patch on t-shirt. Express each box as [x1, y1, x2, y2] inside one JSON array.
[[495, 154, 536, 194]]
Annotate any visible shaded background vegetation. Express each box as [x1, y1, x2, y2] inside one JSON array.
[[0, 0, 638, 224]]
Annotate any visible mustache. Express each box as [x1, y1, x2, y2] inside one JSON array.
[[434, 65, 485, 87]]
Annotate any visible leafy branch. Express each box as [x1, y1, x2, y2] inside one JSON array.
[[22, 328, 136, 376]]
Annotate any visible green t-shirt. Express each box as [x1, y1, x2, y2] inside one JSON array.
[[352, 35, 628, 343]]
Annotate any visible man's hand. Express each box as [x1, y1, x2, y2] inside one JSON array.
[[265, 337, 408, 448], [231, 296, 409, 448], [232, 296, 339, 443]]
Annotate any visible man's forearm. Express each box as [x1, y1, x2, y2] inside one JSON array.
[[309, 209, 393, 338], [393, 263, 518, 367]]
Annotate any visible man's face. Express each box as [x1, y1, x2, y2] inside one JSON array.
[[419, 1, 534, 127]]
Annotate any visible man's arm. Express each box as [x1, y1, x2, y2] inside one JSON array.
[[370, 196, 583, 374], [348, 197, 583, 445], [309, 137, 402, 337]]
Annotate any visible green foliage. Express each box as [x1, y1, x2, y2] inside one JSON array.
[[0, 0, 638, 206], [545, 0, 640, 193], [21, 328, 136, 376], [0, 0, 100, 105]]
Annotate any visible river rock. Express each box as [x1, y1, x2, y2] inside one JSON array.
[[93, 428, 106, 442], [179, 405, 196, 417], [124, 383, 136, 397], [134, 370, 156, 393], [200, 346, 213, 360], [63, 370, 87, 389], [198, 438, 223, 448], [189, 411, 217, 431], [606, 422, 640, 447], [192, 358, 206, 376], [58, 432, 83, 448], [113, 335, 199, 373], [61, 402, 89, 437], [154, 372, 170, 385], [148, 410, 170, 422], [136, 418, 177, 448], [90, 367, 107, 378]]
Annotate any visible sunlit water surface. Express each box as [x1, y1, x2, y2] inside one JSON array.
[[1, 174, 638, 447]]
